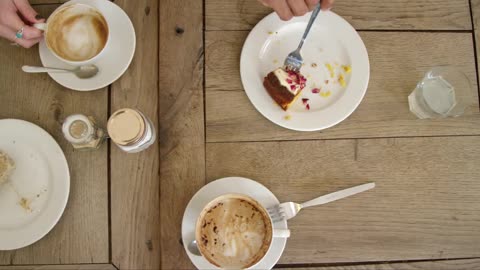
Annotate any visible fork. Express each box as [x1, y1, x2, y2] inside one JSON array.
[[283, 3, 322, 72], [268, 182, 375, 222]]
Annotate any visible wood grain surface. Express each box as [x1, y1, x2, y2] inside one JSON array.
[[206, 0, 472, 31], [159, 0, 205, 269], [473, 0, 480, 94], [206, 31, 480, 142], [206, 136, 480, 264], [109, 1, 160, 270], [0, 5, 109, 265], [0, 264, 116, 270], [274, 258, 480, 269]]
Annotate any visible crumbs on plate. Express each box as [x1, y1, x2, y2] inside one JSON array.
[[320, 90, 331, 98], [19, 197, 32, 212], [284, 115, 291, 120]]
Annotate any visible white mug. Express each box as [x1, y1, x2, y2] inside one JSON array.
[[33, 3, 110, 66], [195, 194, 290, 269]]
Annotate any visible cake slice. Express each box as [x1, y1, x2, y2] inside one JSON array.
[[263, 68, 307, 110], [0, 150, 15, 186]]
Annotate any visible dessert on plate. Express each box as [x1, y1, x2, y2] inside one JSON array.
[[263, 68, 307, 110], [0, 150, 15, 186]]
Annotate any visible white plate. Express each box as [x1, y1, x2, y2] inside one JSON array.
[[0, 119, 70, 250], [39, 0, 136, 91], [240, 11, 369, 131], [182, 177, 288, 270]]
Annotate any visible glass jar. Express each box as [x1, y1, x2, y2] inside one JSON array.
[[62, 114, 106, 150], [107, 108, 156, 153]]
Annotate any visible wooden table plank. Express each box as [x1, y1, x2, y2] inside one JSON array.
[[159, 0, 205, 269], [206, 0, 472, 31], [0, 264, 116, 270], [0, 5, 108, 265], [109, 1, 160, 269], [206, 136, 480, 264], [473, 0, 480, 91], [274, 258, 480, 269], [206, 31, 480, 142]]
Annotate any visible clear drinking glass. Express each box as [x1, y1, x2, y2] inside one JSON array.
[[408, 66, 473, 119]]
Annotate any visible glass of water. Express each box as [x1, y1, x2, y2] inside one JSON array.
[[408, 66, 473, 119]]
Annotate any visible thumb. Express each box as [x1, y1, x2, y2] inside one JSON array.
[[13, 0, 44, 24]]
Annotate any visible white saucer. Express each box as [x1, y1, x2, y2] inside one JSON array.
[[0, 119, 70, 250], [240, 11, 370, 131], [182, 177, 288, 270], [39, 0, 136, 91]]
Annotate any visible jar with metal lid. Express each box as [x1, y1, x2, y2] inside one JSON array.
[[107, 108, 156, 153], [62, 114, 106, 150]]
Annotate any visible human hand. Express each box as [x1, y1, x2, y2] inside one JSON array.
[[0, 0, 45, 48], [259, 0, 334, 21]]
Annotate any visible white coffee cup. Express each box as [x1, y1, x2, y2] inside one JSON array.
[[195, 193, 290, 269], [34, 3, 110, 66]]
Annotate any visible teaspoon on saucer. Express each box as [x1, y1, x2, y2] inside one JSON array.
[[22, 65, 99, 79]]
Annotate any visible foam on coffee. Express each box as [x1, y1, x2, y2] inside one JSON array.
[[196, 194, 273, 269], [46, 4, 108, 62]]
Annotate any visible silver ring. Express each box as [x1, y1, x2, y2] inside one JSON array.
[[15, 26, 24, 39]]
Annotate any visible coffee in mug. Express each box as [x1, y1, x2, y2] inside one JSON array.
[[35, 4, 109, 63], [195, 194, 274, 269]]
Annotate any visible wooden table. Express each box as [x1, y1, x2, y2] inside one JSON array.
[[1, 0, 480, 269]]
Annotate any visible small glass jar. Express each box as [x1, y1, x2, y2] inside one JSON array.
[[62, 114, 106, 150], [107, 108, 156, 153]]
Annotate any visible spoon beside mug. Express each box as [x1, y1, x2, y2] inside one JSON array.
[[22, 65, 99, 79]]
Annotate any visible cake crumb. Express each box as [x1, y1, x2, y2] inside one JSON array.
[[311, 63, 317, 68], [268, 31, 273, 35], [342, 65, 352, 74], [273, 59, 278, 64], [325, 63, 335, 78], [339, 74, 346, 87], [320, 90, 332, 98], [284, 115, 291, 120], [19, 198, 32, 212]]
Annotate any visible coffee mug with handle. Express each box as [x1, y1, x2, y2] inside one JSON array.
[[195, 193, 290, 269], [33, 3, 109, 66]]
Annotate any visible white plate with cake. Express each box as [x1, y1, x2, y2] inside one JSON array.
[[240, 11, 369, 131], [182, 177, 288, 270], [0, 119, 69, 250]]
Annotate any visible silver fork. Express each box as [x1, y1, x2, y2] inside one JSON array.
[[283, 3, 322, 72], [268, 183, 375, 222]]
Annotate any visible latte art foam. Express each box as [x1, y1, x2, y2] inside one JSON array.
[[46, 4, 108, 62], [196, 195, 273, 269]]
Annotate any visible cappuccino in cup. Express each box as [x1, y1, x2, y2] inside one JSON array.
[[195, 194, 274, 269], [35, 4, 109, 64]]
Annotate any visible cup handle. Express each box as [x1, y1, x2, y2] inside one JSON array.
[[273, 229, 290, 238], [33, 23, 47, 31]]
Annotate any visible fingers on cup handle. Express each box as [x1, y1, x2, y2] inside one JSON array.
[[13, 0, 44, 23], [22, 25, 44, 39], [33, 23, 47, 31], [0, 25, 40, 48]]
